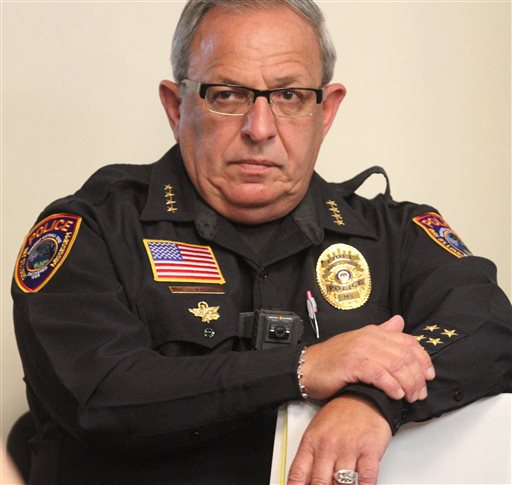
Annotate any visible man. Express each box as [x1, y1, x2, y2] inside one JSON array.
[[11, 1, 511, 484]]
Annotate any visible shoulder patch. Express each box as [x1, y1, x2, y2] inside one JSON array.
[[15, 214, 82, 293], [412, 212, 471, 258]]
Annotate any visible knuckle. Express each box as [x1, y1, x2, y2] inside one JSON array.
[[388, 355, 405, 374], [298, 434, 316, 454], [403, 333, 418, 346], [311, 435, 340, 458], [422, 350, 434, 366], [317, 439, 339, 455], [402, 348, 416, 365], [359, 468, 379, 485], [287, 468, 308, 483], [358, 459, 380, 485], [411, 368, 424, 385], [310, 476, 332, 485], [369, 364, 387, 384], [346, 354, 367, 379]]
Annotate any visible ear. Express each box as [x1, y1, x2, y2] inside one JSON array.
[[159, 80, 182, 142], [320, 83, 346, 139]]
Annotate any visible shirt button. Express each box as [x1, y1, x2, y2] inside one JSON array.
[[260, 270, 268, 279], [203, 327, 215, 338], [453, 390, 463, 402]]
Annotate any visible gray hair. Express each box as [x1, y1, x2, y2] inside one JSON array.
[[171, 0, 337, 86]]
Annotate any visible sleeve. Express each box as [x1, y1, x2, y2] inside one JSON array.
[[398, 209, 512, 425], [331, 207, 512, 433], [12, 209, 303, 450]]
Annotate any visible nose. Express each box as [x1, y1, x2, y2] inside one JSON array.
[[240, 96, 277, 143]]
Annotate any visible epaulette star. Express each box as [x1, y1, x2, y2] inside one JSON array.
[[441, 329, 458, 338], [427, 337, 443, 346]]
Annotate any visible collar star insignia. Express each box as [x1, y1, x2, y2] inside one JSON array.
[[189, 301, 220, 323], [325, 200, 344, 226], [424, 324, 440, 332], [164, 184, 178, 213], [427, 337, 443, 346], [441, 329, 458, 338], [415, 334, 426, 342]]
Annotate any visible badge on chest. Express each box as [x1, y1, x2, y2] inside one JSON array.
[[316, 243, 372, 310]]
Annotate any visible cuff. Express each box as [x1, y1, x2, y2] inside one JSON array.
[[330, 383, 409, 434]]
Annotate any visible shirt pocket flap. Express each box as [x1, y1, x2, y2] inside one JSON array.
[[138, 292, 240, 351]]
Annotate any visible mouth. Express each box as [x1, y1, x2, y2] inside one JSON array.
[[230, 159, 280, 173]]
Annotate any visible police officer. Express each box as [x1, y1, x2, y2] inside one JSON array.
[[12, 1, 511, 484]]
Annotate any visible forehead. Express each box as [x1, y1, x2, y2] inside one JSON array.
[[187, 6, 323, 86]]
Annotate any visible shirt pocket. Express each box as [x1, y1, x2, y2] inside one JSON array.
[[137, 289, 242, 354]]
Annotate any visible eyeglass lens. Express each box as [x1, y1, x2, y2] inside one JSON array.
[[204, 86, 318, 118]]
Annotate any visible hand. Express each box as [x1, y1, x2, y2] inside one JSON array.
[[301, 315, 435, 402], [287, 395, 391, 485]]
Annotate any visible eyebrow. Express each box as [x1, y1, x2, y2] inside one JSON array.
[[215, 75, 308, 88], [271, 75, 306, 87]]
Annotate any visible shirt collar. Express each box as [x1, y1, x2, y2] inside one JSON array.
[[140, 145, 377, 241], [140, 145, 198, 222], [307, 172, 377, 240]]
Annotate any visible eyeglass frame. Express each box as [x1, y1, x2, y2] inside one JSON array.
[[181, 79, 324, 118]]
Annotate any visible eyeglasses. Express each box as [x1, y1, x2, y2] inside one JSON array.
[[181, 79, 323, 118]]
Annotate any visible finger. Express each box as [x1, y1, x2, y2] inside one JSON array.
[[378, 314, 405, 332], [380, 316, 436, 383], [358, 359, 406, 400], [382, 342, 428, 402], [378, 320, 435, 396], [355, 453, 381, 485], [287, 441, 314, 485], [381, 318, 435, 382], [309, 448, 339, 485], [353, 341, 426, 402], [404, 334, 436, 381]]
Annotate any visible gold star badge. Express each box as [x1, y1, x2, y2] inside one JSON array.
[[427, 337, 443, 346], [441, 329, 458, 338], [415, 335, 426, 342], [424, 324, 440, 332], [189, 301, 220, 323]]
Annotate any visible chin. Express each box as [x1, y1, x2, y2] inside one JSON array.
[[224, 187, 279, 208]]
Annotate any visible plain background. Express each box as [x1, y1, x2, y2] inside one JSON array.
[[1, 0, 510, 479]]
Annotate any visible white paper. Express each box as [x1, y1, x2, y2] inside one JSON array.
[[270, 394, 511, 485]]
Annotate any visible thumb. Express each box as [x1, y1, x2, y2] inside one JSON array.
[[379, 314, 405, 332]]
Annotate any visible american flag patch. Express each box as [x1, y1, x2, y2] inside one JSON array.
[[143, 240, 225, 284]]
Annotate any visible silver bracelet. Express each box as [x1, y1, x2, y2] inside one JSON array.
[[297, 346, 308, 400]]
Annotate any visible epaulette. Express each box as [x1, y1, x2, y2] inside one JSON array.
[[337, 165, 391, 200]]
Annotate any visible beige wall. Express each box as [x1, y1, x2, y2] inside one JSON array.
[[2, 0, 510, 458]]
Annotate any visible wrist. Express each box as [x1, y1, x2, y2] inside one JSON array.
[[297, 346, 308, 400]]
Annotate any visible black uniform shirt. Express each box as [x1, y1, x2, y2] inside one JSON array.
[[12, 145, 512, 484]]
